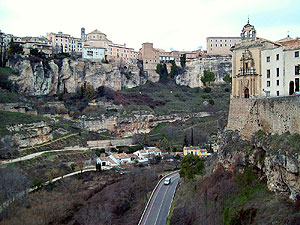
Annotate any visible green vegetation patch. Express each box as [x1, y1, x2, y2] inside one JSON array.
[[0, 111, 48, 135]]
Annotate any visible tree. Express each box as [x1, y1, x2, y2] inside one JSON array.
[[183, 133, 189, 147], [179, 155, 205, 180], [201, 70, 216, 86], [156, 63, 168, 79], [191, 128, 194, 146], [169, 60, 178, 78], [180, 54, 186, 69], [8, 40, 23, 55], [83, 82, 96, 101], [223, 74, 232, 84]]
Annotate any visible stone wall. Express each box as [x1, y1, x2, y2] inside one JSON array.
[[227, 96, 300, 140]]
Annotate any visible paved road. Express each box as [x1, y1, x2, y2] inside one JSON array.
[[142, 173, 180, 225]]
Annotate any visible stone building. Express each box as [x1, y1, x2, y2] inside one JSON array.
[[82, 28, 138, 64], [231, 20, 280, 98], [82, 29, 109, 60], [139, 42, 204, 82], [46, 32, 82, 54], [16, 36, 53, 57], [206, 37, 241, 55]]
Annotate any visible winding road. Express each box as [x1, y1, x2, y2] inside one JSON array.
[[140, 172, 180, 225]]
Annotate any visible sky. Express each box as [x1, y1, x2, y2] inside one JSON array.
[[0, 0, 299, 51]]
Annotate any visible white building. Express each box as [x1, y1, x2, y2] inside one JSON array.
[[82, 29, 110, 60], [261, 37, 300, 97]]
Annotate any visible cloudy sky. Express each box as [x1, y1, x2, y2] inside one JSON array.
[[0, 0, 299, 51]]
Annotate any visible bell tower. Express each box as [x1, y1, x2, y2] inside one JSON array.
[[81, 27, 86, 42], [240, 18, 256, 42]]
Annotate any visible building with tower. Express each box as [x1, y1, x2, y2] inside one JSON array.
[[230, 20, 279, 98], [82, 28, 138, 63], [231, 19, 300, 98]]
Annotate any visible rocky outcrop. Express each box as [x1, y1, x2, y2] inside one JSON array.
[[6, 121, 53, 148], [0, 121, 53, 159], [7, 55, 147, 96], [218, 130, 300, 201], [80, 112, 211, 137], [176, 55, 232, 88]]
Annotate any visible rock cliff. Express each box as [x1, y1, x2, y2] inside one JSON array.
[[218, 130, 300, 201], [176, 55, 232, 88], [0, 121, 53, 159], [7, 55, 147, 96], [79, 112, 211, 137]]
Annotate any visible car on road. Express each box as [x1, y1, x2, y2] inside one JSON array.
[[164, 177, 171, 185]]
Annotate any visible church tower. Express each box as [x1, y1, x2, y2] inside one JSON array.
[[81, 27, 86, 42], [231, 19, 263, 98]]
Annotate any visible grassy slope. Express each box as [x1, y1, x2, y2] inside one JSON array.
[[120, 80, 230, 116], [0, 110, 48, 135]]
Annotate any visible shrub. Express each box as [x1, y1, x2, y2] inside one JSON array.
[[31, 177, 44, 189], [209, 99, 215, 105], [204, 87, 211, 93], [70, 163, 76, 171]]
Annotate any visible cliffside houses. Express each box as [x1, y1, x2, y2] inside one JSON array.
[[96, 147, 162, 169]]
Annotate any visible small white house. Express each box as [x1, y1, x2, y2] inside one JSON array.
[[97, 156, 118, 167], [110, 153, 136, 165], [82, 47, 105, 60]]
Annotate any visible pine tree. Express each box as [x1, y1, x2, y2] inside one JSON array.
[[191, 129, 194, 146]]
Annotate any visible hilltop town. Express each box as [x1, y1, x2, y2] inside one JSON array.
[[0, 19, 300, 225]]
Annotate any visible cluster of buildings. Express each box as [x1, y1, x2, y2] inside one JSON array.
[[230, 20, 300, 98], [0, 28, 139, 64], [96, 147, 162, 169]]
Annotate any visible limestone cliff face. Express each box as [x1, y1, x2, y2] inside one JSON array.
[[218, 130, 300, 201], [0, 121, 53, 159], [176, 56, 232, 88], [80, 112, 211, 137], [7, 55, 146, 95]]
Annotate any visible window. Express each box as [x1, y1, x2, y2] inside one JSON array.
[[277, 80, 280, 86], [276, 68, 279, 77], [267, 81, 270, 87], [267, 69, 270, 78], [210, 44, 212, 47], [216, 44, 217, 47], [295, 65, 300, 75], [266, 91, 270, 97], [225, 44, 227, 47], [295, 51, 299, 57], [266, 56, 270, 62], [220, 44, 222, 47], [276, 54, 279, 60], [277, 91, 279, 96]]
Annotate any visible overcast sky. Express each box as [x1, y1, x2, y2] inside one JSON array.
[[0, 0, 299, 51]]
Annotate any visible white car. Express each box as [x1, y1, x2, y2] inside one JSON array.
[[164, 177, 171, 185]]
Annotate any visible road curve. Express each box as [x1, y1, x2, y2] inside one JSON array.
[[140, 172, 180, 225]]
